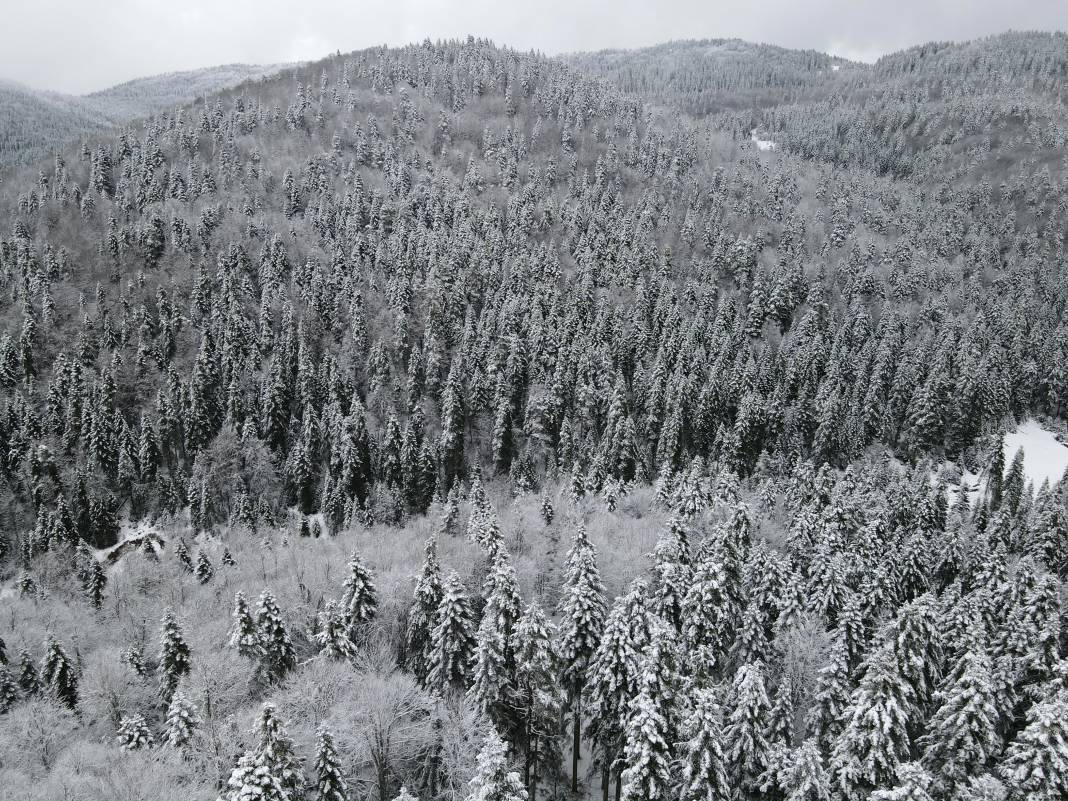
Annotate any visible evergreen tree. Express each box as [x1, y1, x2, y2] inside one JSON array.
[[17, 649, 40, 695], [619, 657, 673, 801], [158, 607, 191, 703], [466, 727, 528, 801], [870, 762, 935, 801], [229, 591, 262, 659], [678, 688, 731, 801], [341, 550, 378, 639], [219, 703, 303, 801], [427, 571, 476, 693], [512, 602, 564, 799], [314, 724, 350, 801], [807, 634, 854, 752], [406, 535, 443, 685], [557, 524, 606, 792], [117, 713, 154, 751], [41, 635, 78, 709], [256, 589, 296, 680], [164, 689, 201, 750], [195, 550, 215, 583], [317, 600, 356, 661], [998, 689, 1068, 801], [780, 738, 832, 801], [724, 662, 774, 799], [0, 664, 17, 713]]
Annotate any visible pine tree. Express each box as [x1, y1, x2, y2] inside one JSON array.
[[158, 607, 191, 703], [341, 550, 378, 639], [512, 602, 564, 799], [724, 662, 773, 799], [317, 600, 357, 661], [195, 550, 215, 583], [219, 703, 304, 801], [807, 634, 854, 752], [427, 571, 476, 693], [406, 535, 443, 685], [619, 659, 673, 801], [0, 664, 17, 713], [998, 689, 1068, 801], [117, 713, 154, 751], [921, 648, 1000, 793], [870, 762, 935, 801], [41, 635, 78, 709], [557, 524, 606, 792], [832, 644, 914, 796], [229, 591, 262, 659], [84, 556, 107, 608], [780, 738, 832, 801], [466, 727, 528, 801], [678, 688, 731, 801], [164, 689, 201, 749], [314, 724, 350, 801], [256, 589, 296, 680], [17, 649, 40, 695]]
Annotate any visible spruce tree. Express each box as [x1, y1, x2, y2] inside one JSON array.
[[314, 724, 350, 801], [466, 727, 528, 801], [117, 713, 154, 751], [0, 664, 17, 713], [998, 689, 1068, 801], [41, 635, 78, 709], [619, 658, 673, 801], [678, 688, 731, 801], [724, 662, 773, 799], [317, 600, 356, 661], [256, 589, 296, 680], [195, 550, 215, 583], [870, 762, 935, 801], [780, 738, 832, 801], [158, 607, 191, 703], [341, 550, 378, 639], [512, 602, 564, 800], [427, 570, 476, 693], [557, 524, 606, 793], [17, 649, 40, 695], [164, 689, 201, 750], [229, 591, 262, 659], [406, 535, 443, 685]]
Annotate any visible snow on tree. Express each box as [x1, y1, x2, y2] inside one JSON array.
[[341, 549, 378, 639], [117, 713, 154, 751], [0, 664, 16, 713], [619, 640, 675, 801], [427, 570, 476, 693], [678, 688, 731, 801], [465, 727, 528, 801], [920, 647, 1000, 793], [779, 738, 832, 801], [557, 523, 606, 792], [317, 599, 357, 661], [229, 591, 262, 659], [998, 689, 1068, 801], [406, 535, 443, 684], [724, 661, 773, 798], [256, 589, 296, 680], [832, 643, 914, 796], [195, 549, 215, 583], [158, 607, 191, 703], [41, 635, 79, 709], [512, 602, 563, 799], [314, 724, 350, 801], [164, 689, 201, 749], [870, 761, 935, 801]]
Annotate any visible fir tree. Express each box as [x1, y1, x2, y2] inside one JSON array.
[[17, 649, 40, 695], [870, 762, 935, 801], [557, 524, 606, 792], [164, 689, 201, 750], [41, 635, 78, 709], [678, 688, 731, 801], [466, 727, 528, 801], [427, 571, 476, 693], [256, 589, 296, 680], [998, 689, 1068, 801], [229, 591, 262, 659], [780, 738, 832, 801], [158, 607, 191, 703], [317, 600, 357, 661], [117, 713, 154, 751], [314, 724, 350, 801], [341, 550, 378, 639], [512, 602, 564, 799], [0, 664, 17, 713], [406, 535, 443, 685], [619, 659, 673, 801], [724, 662, 774, 799], [195, 550, 215, 583]]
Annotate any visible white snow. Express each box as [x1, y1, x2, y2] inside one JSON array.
[[832, 64, 841, 72], [1003, 419, 1068, 491], [750, 129, 778, 151]]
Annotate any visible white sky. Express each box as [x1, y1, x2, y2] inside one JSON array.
[[4, 0, 1068, 94]]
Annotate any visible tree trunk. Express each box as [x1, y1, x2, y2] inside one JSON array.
[[571, 696, 581, 793], [601, 761, 609, 801]]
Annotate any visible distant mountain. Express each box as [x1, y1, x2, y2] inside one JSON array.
[[0, 63, 290, 170]]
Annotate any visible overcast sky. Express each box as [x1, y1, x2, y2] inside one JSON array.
[[6, 0, 1068, 94]]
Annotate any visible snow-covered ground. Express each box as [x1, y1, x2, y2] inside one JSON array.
[[945, 419, 1068, 504], [750, 129, 778, 151]]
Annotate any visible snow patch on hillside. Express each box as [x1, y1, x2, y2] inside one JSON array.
[[1004, 419, 1068, 490], [750, 129, 778, 151]]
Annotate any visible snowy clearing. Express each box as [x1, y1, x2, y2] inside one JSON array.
[[750, 128, 778, 151]]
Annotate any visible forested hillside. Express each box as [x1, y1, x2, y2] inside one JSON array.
[[0, 34, 1066, 801], [0, 64, 287, 170]]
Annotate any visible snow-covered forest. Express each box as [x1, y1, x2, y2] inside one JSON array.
[[0, 30, 1067, 801]]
